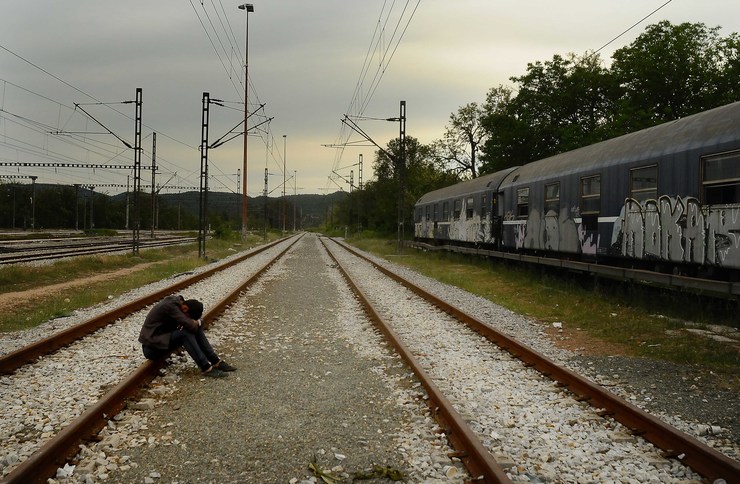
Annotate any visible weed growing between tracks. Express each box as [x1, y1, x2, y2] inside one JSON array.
[[0, 235, 270, 333], [347, 236, 739, 379]]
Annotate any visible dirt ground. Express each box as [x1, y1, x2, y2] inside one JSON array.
[[0, 264, 154, 312]]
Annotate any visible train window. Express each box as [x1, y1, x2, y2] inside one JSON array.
[[517, 188, 529, 218], [465, 197, 474, 219], [630, 165, 657, 202], [442, 202, 450, 221], [481, 194, 487, 219], [453, 199, 462, 220], [544, 183, 560, 215], [703, 151, 740, 204], [580, 175, 601, 214]]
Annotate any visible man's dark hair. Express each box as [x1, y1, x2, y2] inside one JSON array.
[[183, 299, 204, 320]]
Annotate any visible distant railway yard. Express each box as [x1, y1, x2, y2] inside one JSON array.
[[0, 232, 737, 483]]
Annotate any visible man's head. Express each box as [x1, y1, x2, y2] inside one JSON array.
[[181, 299, 204, 320]]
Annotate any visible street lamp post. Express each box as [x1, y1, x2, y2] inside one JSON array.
[[239, 3, 254, 241]]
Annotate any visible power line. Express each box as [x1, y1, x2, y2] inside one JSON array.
[[592, 0, 674, 56], [328, 1, 421, 190]]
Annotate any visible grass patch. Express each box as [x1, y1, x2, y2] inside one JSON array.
[[347, 236, 739, 376], [0, 233, 273, 333]]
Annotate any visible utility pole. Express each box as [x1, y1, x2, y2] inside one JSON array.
[[239, 3, 254, 241], [359, 153, 363, 190], [132, 87, 143, 255], [30, 176, 37, 231], [125, 176, 130, 230], [293, 170, 297, 232], [199, 92, 210, 259], [89, 187, 95, 230], [151, 132, 156, 238], [263, 167, 268, 240], [74, 184, 80, 231], [282, 134, 286, 233], [397, 100, 406, 254]]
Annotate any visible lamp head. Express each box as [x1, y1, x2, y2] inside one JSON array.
[[238, 3, 254, 12]]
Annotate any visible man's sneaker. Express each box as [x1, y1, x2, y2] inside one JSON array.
[[202, 367, 228, 378], [217, 360, 237, 372]]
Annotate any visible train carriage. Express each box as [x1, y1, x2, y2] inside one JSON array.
[[414, 101, 740, 278], [414, 167, 517, 246]]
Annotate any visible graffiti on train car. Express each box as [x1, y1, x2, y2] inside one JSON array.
[[447, 211, 492, 244], [614, 196, 740, 267], [513, 207, 598, 255]]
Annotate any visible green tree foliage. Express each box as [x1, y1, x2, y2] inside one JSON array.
[[479, 21, 739, 172], [480, 52, 617, 173], [335, 136, 458, 234], [611, 20, 740, 131]]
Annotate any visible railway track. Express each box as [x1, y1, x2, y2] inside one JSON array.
[[323, 237, 740, 483], [0, 235, 300, 483], [0, 235, 197, 265], [1, 234, 737, 482]]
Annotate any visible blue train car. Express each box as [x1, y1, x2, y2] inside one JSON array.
[[414, 168, 517, 247]]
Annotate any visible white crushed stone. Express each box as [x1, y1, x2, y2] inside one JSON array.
[[324, 239, 710, 482], [0, 238, 295, 479], [2, 235, 736, 483]]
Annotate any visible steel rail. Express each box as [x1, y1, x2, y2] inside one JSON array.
[[0, 237, 197, 265], [320, 237, 511, 483], [334, 238, 740, 483], [2, 234, 302, 484], [0, 236, 288, 374]]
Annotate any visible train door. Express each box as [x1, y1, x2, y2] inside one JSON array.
[[491, 192, 503, 250]]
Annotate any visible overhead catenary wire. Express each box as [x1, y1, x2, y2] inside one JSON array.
[[327, 0, 421, 191]]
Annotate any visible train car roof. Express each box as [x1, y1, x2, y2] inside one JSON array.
[[501, 101, 740, 185], [416, 166, 518, 204]]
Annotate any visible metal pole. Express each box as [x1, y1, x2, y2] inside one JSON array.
[[125, 176, 129, 230], [151, 132, 156, 238], [89, 187, 95, 230], [263, 166, 268, 241], [30, 176, 37, 231], [293, 170, 296, 232], [74, 184, 79, 231], [199, 92, 210, 259], [239, 3, 254, 241], [132, 87, 142, 255], [397, 100, 406, 254], [282, 134, 286, 233]]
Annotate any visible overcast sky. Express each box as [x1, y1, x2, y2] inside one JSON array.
[[2, 1, 739, 199]]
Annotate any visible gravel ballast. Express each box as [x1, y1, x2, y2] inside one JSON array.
[[2, 233, 737, 483], [55, 234, 463, 483]]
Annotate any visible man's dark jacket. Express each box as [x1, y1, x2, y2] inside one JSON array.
[[138, 295, 199, 350]]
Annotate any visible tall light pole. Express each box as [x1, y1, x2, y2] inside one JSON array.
[[282, 134, 286, 233], [239, 3, 254, 241]]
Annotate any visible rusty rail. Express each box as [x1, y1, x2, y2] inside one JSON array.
[[321, 237, 511, 483], [2, 235, 301, 484], [334, 238, 740, 483]]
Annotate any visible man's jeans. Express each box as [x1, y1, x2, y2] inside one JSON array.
[[142, 328, 219, 371]]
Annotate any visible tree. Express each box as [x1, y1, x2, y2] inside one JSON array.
[[336, 136, 457, 234], [478, 85, 522, 174], [433, 102, 487, 179], [479, 53, 618, 172], [611, 21, 739, 131]]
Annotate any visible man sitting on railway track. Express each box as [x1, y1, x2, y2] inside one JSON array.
[[138, 295, 236, 378]]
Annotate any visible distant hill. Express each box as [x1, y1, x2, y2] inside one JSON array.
[[0, 181, 346, 231]]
